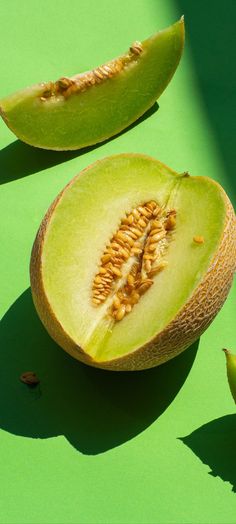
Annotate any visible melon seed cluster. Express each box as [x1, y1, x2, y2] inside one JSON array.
[[40, 41, 143, 101], [92, 201, 176, 321]]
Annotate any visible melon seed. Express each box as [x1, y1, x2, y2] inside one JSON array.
[[193, 236, 204, 244], [20, 371, 40, 387]]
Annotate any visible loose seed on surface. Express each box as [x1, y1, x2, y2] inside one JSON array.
[[193, 235, 204, 244], [20, 372, 40, 387]]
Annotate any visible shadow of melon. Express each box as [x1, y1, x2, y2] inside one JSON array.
[[180, 414, 236, 493], [0, 288, 198, 454]]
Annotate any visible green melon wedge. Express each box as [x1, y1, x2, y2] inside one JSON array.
[[0, 18, 184, 150], [223, 349, 236, 403], [30, 154, 236, 371]]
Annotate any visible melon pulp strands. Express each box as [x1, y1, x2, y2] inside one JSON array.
[[0, 18, 184, 150]]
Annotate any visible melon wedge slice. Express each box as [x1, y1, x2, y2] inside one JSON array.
[[223, 349, 236, 403], [30, 154, 236, 370], [0, 18, 184, 150]]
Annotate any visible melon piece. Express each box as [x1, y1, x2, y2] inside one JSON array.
[[30, 154, 236, 371], [223, 349, 236, 403], [0, 18, 184, 150]]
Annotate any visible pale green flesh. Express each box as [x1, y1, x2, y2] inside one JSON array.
[[0, 19, 184, 150], [41, 154, 226, 362]]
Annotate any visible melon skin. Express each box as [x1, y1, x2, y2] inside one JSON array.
[[30, 155, 236, 371]]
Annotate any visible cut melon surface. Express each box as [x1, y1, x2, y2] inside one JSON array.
[[30, 154, 236, 370], [0, 18, 184, 150]]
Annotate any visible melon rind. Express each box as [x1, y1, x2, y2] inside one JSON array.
[[30, 154, 236, 371]]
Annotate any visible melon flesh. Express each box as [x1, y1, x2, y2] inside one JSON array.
[[0, 19, 184, 150], [30, 154, 236, 370]]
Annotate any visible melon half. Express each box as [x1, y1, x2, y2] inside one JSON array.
[[30, 154, 236, 370]]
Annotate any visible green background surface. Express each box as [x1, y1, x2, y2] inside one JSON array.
[[0, 1, 235, 523]]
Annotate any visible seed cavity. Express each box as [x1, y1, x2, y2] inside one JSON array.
[[40, 40, 144, 101], [92, 201, 176, 322]]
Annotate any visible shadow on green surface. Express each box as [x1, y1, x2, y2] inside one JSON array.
[[176, 0, 236, 204], [180, 414, 236, 493], [0, 289, 198, 455], [0, 102, 158, 185]]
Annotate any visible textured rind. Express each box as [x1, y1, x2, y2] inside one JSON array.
[[108, 194, 236, 370], [30, 157, 236, 371]]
